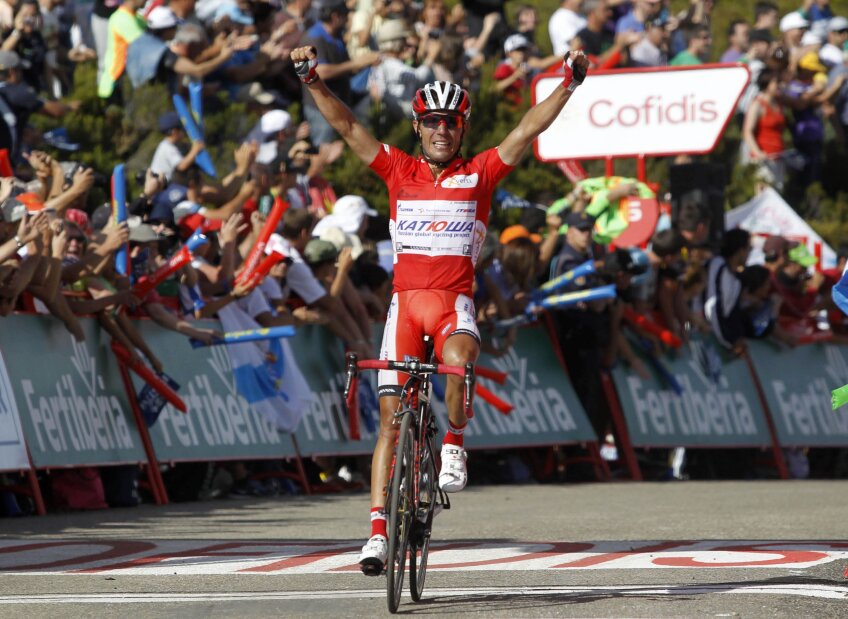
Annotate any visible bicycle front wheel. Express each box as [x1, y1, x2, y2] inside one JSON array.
[[409, 434, 436, 602], [386, 411, 414, 614]]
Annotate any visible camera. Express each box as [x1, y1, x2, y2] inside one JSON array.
[[135, 169, 160, 184], [428, 28, 443, 39]]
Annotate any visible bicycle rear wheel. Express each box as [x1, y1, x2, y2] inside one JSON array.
[[386, 411, 414, 614], [409, 435, 436, 602]]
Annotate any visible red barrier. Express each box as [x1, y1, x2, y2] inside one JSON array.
[[110, 342, 187, 412], [475, 383, 513, 414]]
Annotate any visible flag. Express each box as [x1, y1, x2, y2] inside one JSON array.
[[216, 302, 312, 432], [832, 267, 848, 317]]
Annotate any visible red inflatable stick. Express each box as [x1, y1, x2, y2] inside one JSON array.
[[0, 149, 13, 177], [236, 198, 288, 286], [132, 231, 207, 300], [796, 331, 834, 345], [111, 342, 187, 412], [622, 306, 682, 348], [243, 251, 286, 290], [475, 365, 507, 385], [475, 383, 513, 415]]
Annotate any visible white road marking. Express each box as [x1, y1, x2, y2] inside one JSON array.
[[0, 584, 845, 605], [0, 540, 845, 575]]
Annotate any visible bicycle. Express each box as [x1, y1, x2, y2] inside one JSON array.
[[343, 336, 475, 613]]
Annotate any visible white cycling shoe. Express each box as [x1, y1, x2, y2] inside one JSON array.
[[439, 444, 468, 493], [358, 534, 387, 576]]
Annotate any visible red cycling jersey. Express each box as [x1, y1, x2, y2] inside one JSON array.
[[369, 144, 513, 297]]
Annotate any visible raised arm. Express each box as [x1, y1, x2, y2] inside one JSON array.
[[290, 46, 382, 165], [497, 51, 589, 166]]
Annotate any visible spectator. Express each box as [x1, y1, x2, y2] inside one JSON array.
[[737, 28, 773, 113], [150, 111, 206, 183], [493, 34, 531, 106], [462, 0, 509, 57], [301, 0, 379, 146], [0, 50, 80, 163], [629, 17, 670, 67], [549, 0, 587, 57], [369, 19, 438, 121], [704, 227, 751, 353], [97, 0, 145, 99], [244, 108, 293, 165], [820, 16, 848, 67], [670, 24, 711, 66], [742, 69, 787, 189], [650, 228, 689, 339], [512, 4, 539, 45], [1, 1, 49, 94], [783, 51, 845, 188], [266, 206, 372, 357], [574, 0, 640, 69], [779, 11, 809, 64], [615, 0, 661, 36], [753, 1, 778, 31], [720, 19, 750, 63], [806, 0, 833, 27]]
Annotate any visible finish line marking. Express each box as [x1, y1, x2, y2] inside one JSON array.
[[0, 540, 845, 575], [0, 584, 846, 604]]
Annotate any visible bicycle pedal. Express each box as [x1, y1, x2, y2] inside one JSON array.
[[359, 560, 385, 577]]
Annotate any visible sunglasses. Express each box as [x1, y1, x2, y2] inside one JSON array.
[[419, 114, 464, 130]]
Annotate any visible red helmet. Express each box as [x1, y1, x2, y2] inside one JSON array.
[[411, 81, 472, 121]]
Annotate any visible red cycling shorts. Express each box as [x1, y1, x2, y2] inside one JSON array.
[[377, 289, 479, 397]]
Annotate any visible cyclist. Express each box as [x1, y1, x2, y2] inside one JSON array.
[[290, 45, 589, 575]]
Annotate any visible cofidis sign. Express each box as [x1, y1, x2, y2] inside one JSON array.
[[533, 64, 749, 160]]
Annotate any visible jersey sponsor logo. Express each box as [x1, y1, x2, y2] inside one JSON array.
[[396, 220, 475, 233], [393, 200, 478, 258], [441, 173, 479, 189]]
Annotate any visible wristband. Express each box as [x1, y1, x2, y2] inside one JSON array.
[[562, 55, 586, 92], [14, 235, 24, 249], [294, 57, 319, 85]]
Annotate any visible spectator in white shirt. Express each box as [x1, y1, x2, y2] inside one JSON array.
[[820, 16, 848, 67], [368, 19, 438, 121], [548, 0, 587, 57], [150, 111, 205, 182]]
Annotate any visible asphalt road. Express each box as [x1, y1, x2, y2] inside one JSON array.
[[0, 481, 846, 618]]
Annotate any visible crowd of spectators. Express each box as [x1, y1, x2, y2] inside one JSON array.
[[0, 0, 847, 507]]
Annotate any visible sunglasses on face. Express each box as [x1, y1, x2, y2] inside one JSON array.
[[419, 114, 464, 130]]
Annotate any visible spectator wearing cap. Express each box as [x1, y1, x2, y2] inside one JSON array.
[[493, 34, 559, 106], [150, 111, 206, 183], [783, 50, 846, 188], [97, 0, 146, 98], [629, 17, 670, 68], [720, 19, 751, 64], [266, 207, 373, 358], [497, 226, 541, 315], [820, 16, 848, 67], [549, 0, 586, 57], [0, 50, 80, 162], [648, 228, 689, 339], [127, 8, 240, 92], [301, 0, 380, 146], [312, 194, 377, 240], [369, 19, 439, 121], [670, 24, 711, 66], [772, 240, 823, 322], [779, 11, 809, 55], [551, 210, 600, 281], [244, 109, 293, 165]]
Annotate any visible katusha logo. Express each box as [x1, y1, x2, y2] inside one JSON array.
[[396, 220, 475, 233]]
